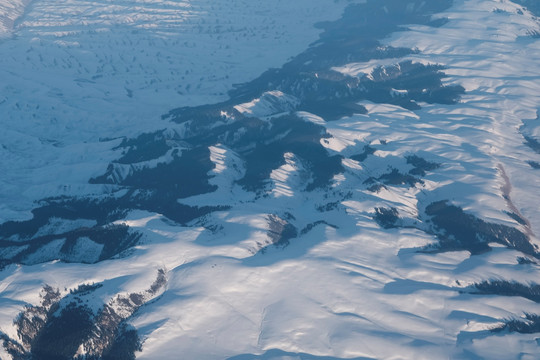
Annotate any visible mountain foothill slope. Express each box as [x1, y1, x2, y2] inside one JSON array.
[[1, 0, 540, 359]]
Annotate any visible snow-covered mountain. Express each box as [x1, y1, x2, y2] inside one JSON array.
[[1, 0, 540, 359]]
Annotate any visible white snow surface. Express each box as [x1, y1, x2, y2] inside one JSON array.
[[0, 0, 31, 38], [1, 0, 540, 359], [0, 0, 348, 221], [235, 91, 300, 119]]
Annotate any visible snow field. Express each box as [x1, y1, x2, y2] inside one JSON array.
[[1, 0, 540, 359], [0, 0, 351, 221]]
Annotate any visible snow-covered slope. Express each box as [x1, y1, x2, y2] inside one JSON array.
[[0, 0, 30, 38], [0, 0, 347, 221], [2, 0, 540, 359]]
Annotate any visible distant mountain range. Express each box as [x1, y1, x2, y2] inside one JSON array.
[[1, 0, 540, 359]]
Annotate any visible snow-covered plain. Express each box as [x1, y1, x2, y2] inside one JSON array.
[[2, 0, 540, 359], [0, 0, 30, 38], [0, 0, 347, 220]]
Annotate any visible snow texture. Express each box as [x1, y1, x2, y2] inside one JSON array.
[[1, 0, 540, 359]]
